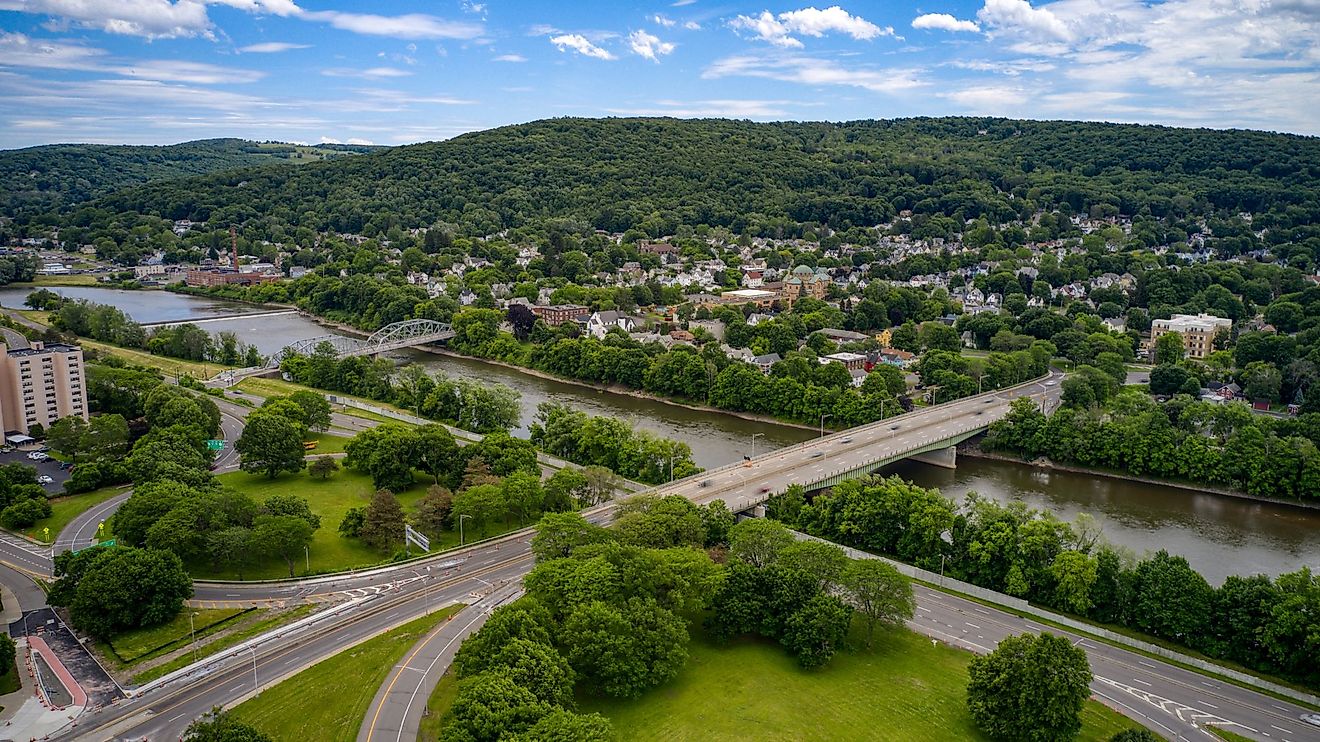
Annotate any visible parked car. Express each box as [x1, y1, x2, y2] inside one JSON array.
[[37, 475, 53, 484]]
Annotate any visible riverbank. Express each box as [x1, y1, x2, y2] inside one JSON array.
[[303, 315, 827, 435], [957, 440, 1320, 513]]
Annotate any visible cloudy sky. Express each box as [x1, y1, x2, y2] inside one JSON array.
[[1, 0, 1317, 148]]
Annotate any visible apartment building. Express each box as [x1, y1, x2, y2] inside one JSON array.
[[1149, 313, 1232, 359], [530, 304, 589, 326], [0, 342, 88, 434]]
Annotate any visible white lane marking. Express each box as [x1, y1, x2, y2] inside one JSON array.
[[1270, 726, 1295, 735], [964, 622, 981, 630], [1131, 678, 1151, 686]]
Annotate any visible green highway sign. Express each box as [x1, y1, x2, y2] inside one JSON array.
[[99, 539, 116, 547], [206, 439, 225, 451]]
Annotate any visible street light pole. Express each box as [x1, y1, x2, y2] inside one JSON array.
[[751, 432, 763, 459], [669, 456, 675, 483], [459, 514, 471, 546], [819, 414, 831, 438], [248, 645, 258, 693], [189, 611, 198, 663], [304, 544, 310, 574]]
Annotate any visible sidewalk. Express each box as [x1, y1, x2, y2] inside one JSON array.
[[0, 638, 84, 740]]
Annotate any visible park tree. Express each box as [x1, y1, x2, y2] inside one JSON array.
[[0, 634, 14, 680], [338, 507, 365, 538], [183, 708, 273, 742], [514, 710, 612, 741], [1130, 550, 1213, 645], [236, 412, 307, 479], [67, 547, 193, 638], [360, 489, 406, 551], [345, 424, 420, 492], [501, 471, 544, 525], [728, 518, 795, 568], [779, 540, 849, 592], [839, 559, 915, 647], [454, 600, 556, 677], [452, 483, 507, 538], [287, 390, 332, 432], [261, 494, 321, 531], [1049, 550, 1098, 615], [531, 512, 612, 562], [561, 599, 688, 698], [443, 669, 553, 742], [308, 456, 340, 480], [541, 468, 585, 513], [613, 495, 705, 549], [780, 593, 852, 669], [699, 500, 735, 547], [208, 526, 255, 579], [414, 485, 454, 536], [966, 632, 1092, 742], [83, 413, 130, 461], [415, 424, 461, 485], [1108, 731, 1161, 742], [482, 637, 576, 707], [113, 480, 199, 547]]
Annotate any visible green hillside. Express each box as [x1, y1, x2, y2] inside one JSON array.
[[0, 138, 376, 217], [82, 117, 1320, 236]]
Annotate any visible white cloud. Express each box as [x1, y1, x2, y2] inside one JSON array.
[[730, 6, 894, 47], [683, 20, 701, 30], [321, 66, 412, 79], [651, 14, 676, 27], [976, 0, 1070, 40], [0, 1, 484, 41], [550, 33, 615, 60], [952, 58, 1054, 75], [671, 0, 695, 5], [629, 30, 675, 61], [0, 0, 213, 39], [940, 85, 1028, 110], [0, 32, 266, 83], [912, 13, 980, 33], [605, 98, 793, 117], [301, 10, 483, 40], [237, 41, 309, 53], [117, 59, 265, 84], [704, 53, 924, 93], [492, 53, 526, 62]]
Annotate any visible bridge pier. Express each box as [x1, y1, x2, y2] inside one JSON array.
[[909, 445, 957, 470]]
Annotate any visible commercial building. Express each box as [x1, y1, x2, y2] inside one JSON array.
[[185, 269, 280, 287], [530, 304, 589, 326], [0, 342, 88, 434], [1149, 313, 1232, 360]]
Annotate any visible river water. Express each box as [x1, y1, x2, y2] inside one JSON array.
[[9, 285, 1316, 582]]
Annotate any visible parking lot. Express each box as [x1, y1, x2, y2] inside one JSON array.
[[0, 446, 72, 494]]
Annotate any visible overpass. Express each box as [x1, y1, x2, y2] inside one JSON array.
[[265, 318, 455, 368]]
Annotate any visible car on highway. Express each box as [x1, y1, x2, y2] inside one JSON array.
[[809, 452, 823, 459], [758, 486, 771, 493], [27, 452, 47, 461], [37, 475, 53, 484], [838, 437, 852, 444], [1045, 380, 1059, 386], [890, 425, 900, 431], [698, 479, 711, 488], [1301, 712, 1320, 727]]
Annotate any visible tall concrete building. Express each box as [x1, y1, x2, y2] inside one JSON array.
[[1149, 313, 1232, 360], [0, 341, 88, 434]]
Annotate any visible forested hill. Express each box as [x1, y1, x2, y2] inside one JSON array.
[[0, 138, 376, 217], [57, 118, 1320, 235]]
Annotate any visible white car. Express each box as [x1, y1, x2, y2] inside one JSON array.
[[26, 452, 45, 461], [37, 475, 53, 484]]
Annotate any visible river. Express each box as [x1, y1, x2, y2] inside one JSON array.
[[9, 285, 1317, 582]]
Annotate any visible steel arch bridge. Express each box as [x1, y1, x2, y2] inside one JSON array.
[[267, 319, 454, 367]]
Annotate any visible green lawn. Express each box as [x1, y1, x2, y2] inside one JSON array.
[[0, 662, 20, 696], [236, 377, 419, 424], [418, 668, 460, 742], [580, 626, 1145, 742], [131, 605, 319, 685], [204, 468, 431, 580], [232, 605, 462, 742], [1208, 727, 1255, 742], [106, 608, 248, 664], [81, 338, 232, 379], [303, 432, 350, 455], [23, 485, 126, 544]]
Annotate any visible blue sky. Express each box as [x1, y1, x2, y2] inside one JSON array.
[[1, 0, 1317, 149]]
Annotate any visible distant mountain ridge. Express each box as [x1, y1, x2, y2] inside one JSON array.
[[0, 138, 380, 217], [16, 118, 1320, 236]]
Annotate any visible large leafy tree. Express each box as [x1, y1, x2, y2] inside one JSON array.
[[560, 598, 688, 699], [236, 411, 307, 479], [183, 709, 273, 742], [67, 547, 193, 638], [966, 632, 1092, 742], [252, 515, 315, 577], [839, 559, 914, 647], [345, 424, 420, 492], [360, 489, 406, 551], [780, 593, 852, 669], [443, 669, 553, 742]]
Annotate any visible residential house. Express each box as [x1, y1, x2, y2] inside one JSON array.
[[751, 353, 781, 374], [587, 310, 637, 339]]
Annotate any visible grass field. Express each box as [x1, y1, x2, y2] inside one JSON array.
[[106, 608, 248, 664], [303, 432, 350, 455], [1208, 727, 1255, 742], [23, 485, 126, 543], [232, 605, 462, 742], [418, 667, 460, 741], [80, 338, 233, 379], [237, 377, 420, 424], [131, 605, 318, 685], [579, 626, 1145, 742], [16, 275, 103, 287], [0, 662, 20, 696], [203, 468, 432, 579]]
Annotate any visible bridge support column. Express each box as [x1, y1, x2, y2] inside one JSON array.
[[750, 504, 767, 518], [910, 445, 957, 470]]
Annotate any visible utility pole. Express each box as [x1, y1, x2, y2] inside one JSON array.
[[751, 432, 763, 459], [819, 414, 831, 438], [459, 514, 471, 546], [189, 611, 198, 663]]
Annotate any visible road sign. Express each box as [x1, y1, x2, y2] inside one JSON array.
[[206, 439, 225, 451], [99, 539, 116, 547], [404, 525, 430, 552]]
